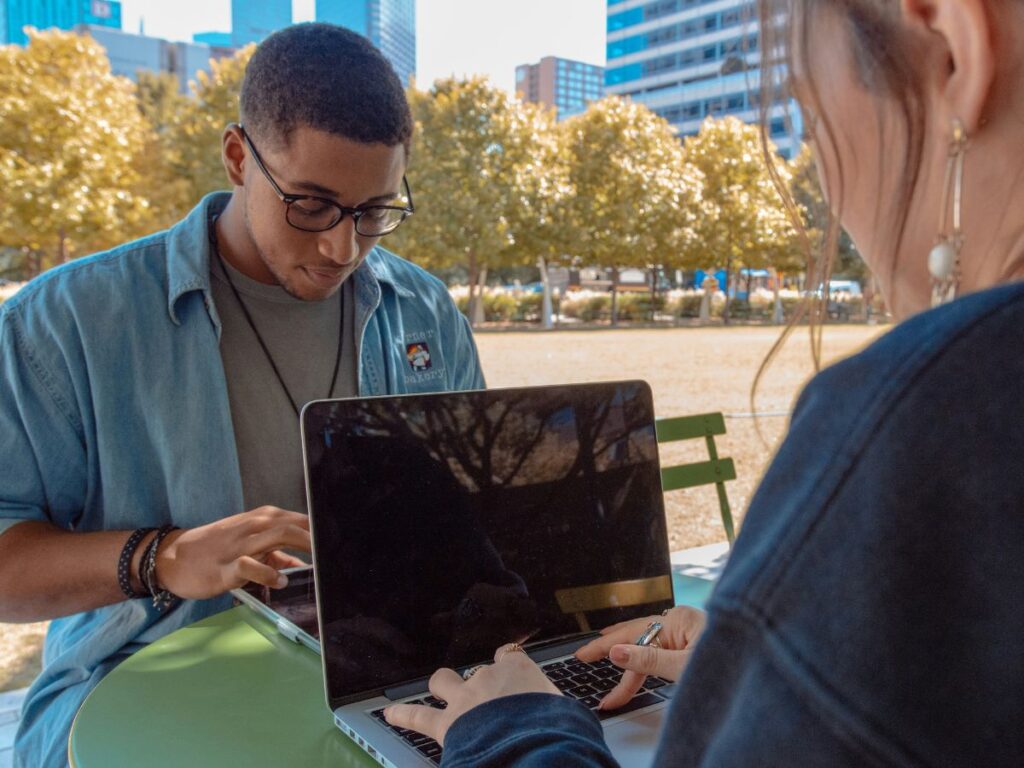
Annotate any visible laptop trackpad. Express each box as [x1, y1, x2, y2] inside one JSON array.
[[603, 708, 665, 768]]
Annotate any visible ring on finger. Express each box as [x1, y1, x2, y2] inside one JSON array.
[[462, 664, 487, 681], [496, 642, 526, 662]]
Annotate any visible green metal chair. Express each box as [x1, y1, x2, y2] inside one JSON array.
[[656, 412, 737, 545]]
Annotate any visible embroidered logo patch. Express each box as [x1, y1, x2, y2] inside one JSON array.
[[406, 342, 432, 371]]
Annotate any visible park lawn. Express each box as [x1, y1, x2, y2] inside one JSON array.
[[0, 323, 886, 692]]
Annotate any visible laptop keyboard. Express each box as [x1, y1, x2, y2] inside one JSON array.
[[370, 657, 671, 764]]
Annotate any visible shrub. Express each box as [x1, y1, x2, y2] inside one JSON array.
[[571, 294, 611, 321], [616, 293, 665, 321], [515, 292, 544, 322], [727, 298, 752, 319], [672, 292, 704, 318], [484, 292, 518, 322]]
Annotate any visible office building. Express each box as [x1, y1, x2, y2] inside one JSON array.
[[3, 0, 120, 46], [515, 56, 603, 120], [82, 25, 237, 92], [316, 0, 416, 86], [231, 0, 290, 47], [604, 0, 801, 156]]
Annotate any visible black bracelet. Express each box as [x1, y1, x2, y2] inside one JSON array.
[[117, 528, 156, 599], [141, 525, 180, 611], [138, 527, 164, 597]]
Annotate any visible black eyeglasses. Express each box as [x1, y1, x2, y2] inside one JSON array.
[[238, 124, 414, 236]]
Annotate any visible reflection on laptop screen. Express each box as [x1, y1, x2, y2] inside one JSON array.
[[303, 381, 672, 705]]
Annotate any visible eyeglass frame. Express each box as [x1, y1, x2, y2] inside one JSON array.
[[235, 123, 415, 236]]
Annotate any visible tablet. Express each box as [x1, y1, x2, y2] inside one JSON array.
[[231, 564, 321, 653]]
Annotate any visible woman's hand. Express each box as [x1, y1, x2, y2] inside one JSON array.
[[384, 644, 560, 746], [575, 606, 707, 711]]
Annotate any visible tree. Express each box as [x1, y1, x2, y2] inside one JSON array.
[[388, 77, 563, 325], [682, 116, 799, 323], [560, 97, 701, 324], [789, 145, 868, 283], [134, 70, 193, 230], [0, 29, 155, 275], [163, 46, 255, 212]]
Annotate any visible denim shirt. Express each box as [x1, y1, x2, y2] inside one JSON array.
[[0, 193, 484, 768], [440, 282, 1024, 768]]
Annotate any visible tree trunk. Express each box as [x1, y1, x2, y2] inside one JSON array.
[[609, 267, 619, 327], [57, 228, 68, 267], [773, 270, 784, 324], [29, 249, 44, 279], [649, 267, 657, 323], [472, 267, 488, 326], [722, 258, 733, 325], [466, 253, 480, 327], [538, 256, 553, 330]]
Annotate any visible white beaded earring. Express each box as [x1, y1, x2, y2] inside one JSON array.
[[928, 119, 967, 307]]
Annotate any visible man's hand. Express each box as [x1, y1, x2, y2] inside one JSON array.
[[575, 606, 707, 711], [156, 506, 310, 599], [384, 645, 560, 746]]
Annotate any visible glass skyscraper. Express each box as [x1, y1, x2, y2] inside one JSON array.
[[604, 0, 801, 156], [231, 0, 291, 47], [316, 0, 416, 87], [2, 0, 120, 46], [516, 57, 604, 121]]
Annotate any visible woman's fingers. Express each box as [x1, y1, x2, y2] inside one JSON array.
[[599, 669, 647, 711], [384, 703, 446, 744], [429, 667, 465, 703], [610, 643, 690, 681], [576, 620, 650, 661]]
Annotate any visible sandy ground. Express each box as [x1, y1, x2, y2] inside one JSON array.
[[0, 323, 886, 692]]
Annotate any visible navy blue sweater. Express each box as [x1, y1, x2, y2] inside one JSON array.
[[441, 282, 1024, 767]]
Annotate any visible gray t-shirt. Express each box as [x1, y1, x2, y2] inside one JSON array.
[[211, 256, 358, 514]]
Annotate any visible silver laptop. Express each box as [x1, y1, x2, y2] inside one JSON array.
[[301, 381, 677, 768]]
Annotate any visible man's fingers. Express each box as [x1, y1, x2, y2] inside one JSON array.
[[609, 644, 688, 681], [244, 507, 311, 530], [429, 667, 464, 703], [246, 524, 312, 556], [599, 670, 646, 711], [385, 704, 445, 744], [234, 555, 288, 589], [263, 551, 308, 571]]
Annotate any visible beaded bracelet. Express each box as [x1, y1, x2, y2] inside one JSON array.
[[140, 524, 181, 611], [117, 528, 156, 599]]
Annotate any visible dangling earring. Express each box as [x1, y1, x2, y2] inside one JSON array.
[[928, 119, 968, 307]]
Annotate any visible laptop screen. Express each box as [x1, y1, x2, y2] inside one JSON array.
[[302, 381, 673, 707]]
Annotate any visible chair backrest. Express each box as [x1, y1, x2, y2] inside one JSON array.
[[656, 412, 736, 545], [554, 575, 673, 633]]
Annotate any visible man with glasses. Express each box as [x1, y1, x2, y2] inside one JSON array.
[[0, 24, 483, 768]]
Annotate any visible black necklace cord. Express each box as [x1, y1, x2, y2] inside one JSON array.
[[208, 213, 345, 417]]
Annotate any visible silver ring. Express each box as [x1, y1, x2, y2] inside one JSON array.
[[462, 664, 486, 681], [635, 621, 663, 647]]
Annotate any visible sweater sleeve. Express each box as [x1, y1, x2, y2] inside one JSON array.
[[441, 693, 620, 768]]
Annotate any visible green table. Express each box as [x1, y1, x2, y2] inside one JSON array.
[[69, 575, 714, 767], [69, 606, 373, 768]]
